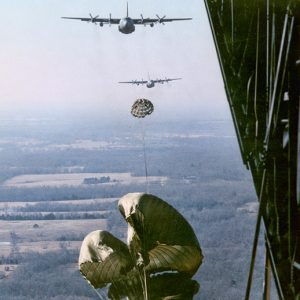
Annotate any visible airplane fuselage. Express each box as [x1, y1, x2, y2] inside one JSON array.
[[118, 17, 135, 34], [146, 80, 155, 88]]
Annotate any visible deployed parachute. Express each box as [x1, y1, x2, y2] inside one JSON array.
[[118, 193, 203, 276], [108, 273, 200, 300], [79, 230, 133, 288], [131, 98, 154, 118], [79, 193, 203, 299], [130, 99, 154, 191]]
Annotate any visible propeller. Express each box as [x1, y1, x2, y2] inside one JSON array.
[[141, 14, 148, 26], [109, 13, 112, 26], [156, 14, 166, 25], [88, 13, 99, 24]]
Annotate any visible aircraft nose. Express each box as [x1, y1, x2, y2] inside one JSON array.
[[124, 20, 131, 28]]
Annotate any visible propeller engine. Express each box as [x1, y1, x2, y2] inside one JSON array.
[[165, 77, 171, 85], [88, 13, 99, 24], [156, 14, 166, 25]]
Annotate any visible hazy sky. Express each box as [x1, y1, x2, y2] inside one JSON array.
[[0, 0, 229, 121]]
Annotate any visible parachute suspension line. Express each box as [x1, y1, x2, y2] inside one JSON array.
[[134, 252, 148, 300], [136, 266, 147, 300], [130, 206, 148, 300], [135, 209, 148, 300], [135, 266, 148, 300], [143, 267, 149, 300], [131, 98, 153, 194], [129, 216, 148, 300], [141, 119, 149, 193], [141, 213, 148, 300]]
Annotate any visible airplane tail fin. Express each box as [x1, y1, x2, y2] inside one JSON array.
[[126, 2, 129, 17]]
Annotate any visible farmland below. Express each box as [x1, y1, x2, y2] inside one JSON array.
[[0, 117, 274, 299]]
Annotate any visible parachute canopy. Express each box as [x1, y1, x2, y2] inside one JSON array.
[[118, 193, 202, 276], [79, 193, 203, 295], [131, 98, 154, 118], [79, 230, 133, 288], [108, 273, 199, 299]]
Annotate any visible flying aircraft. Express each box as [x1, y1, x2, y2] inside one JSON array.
[[119, 77, 182, 88], [61, 3, 192, 34]]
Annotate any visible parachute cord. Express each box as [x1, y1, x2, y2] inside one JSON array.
[[141, 120, 149, 193], [137, 268, 146, 299], [141, 214, 148, 300], [135, 212, 148, 300], [129, 238, 147, 299], [143, 267, 149, 300]]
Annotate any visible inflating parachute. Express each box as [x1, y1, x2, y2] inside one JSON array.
[[79, 230, 133, 288], [118, 193, 203, 276], [131, 98, 154, 118], [130, 99, 154, 192], [79, 193, 203, 299]]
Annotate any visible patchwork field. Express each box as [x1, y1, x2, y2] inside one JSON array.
[[0, 219, 107, 242], [0, 192, 126, 265], [0, 197, 118, 209], [2, 172, 168, 188], [0, 241, 83, 257]]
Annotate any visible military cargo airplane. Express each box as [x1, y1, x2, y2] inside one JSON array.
[[119, 77, 182, 88], [62, 3, 192, 34]]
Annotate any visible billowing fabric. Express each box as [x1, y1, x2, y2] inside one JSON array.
[[108, 273, 199, 300], [118, 193, 203, 276], [131, 98, 154, 118], [79, 230, 133, 288], [79, 193, 203, 292]]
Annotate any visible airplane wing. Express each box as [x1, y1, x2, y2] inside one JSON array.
[[154, 78, 182, 83], [132, 16, 192, 25], [62, 15, 191, 25], [61, 16, 121, 25], [119, 80, 148, 85]]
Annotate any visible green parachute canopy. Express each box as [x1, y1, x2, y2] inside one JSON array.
[[79, 193, 203, 297]]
